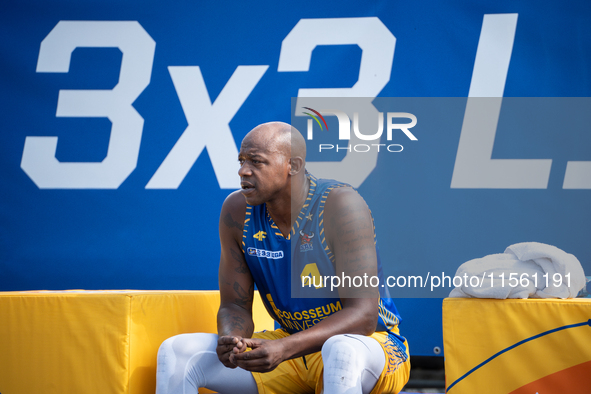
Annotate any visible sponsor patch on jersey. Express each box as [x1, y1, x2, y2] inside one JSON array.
[[253, 231, 267, 241], [299, 230, 314, 252], [247, 247, 284, 259]]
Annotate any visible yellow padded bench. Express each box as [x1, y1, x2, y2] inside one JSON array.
[[0, 290, 274, 394], [443, 297, 591, 393]]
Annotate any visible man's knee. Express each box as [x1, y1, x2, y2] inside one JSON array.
[[322, 334, 359, 355], [156, 333, 220, 393], [158, 333, 218, 363], [321, 334, 384, 371], [321, 335, 362, 389], [157, 336, 176, 368], [321, 334, 360, 364]]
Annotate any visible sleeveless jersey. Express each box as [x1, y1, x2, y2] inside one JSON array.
[[242, 173, 402, 337]]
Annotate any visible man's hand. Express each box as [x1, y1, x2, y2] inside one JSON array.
[[216, 335, 247, 368], [229, 338, 286, 373]]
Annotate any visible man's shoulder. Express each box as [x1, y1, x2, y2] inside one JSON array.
[[220, 191, 248, 236], [222, 190, 248, 212], [310, 173, 351, 191], [309, 174, 367, 220], [324, 186, 368, 214]]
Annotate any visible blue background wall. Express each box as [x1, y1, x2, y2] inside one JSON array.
[[1, 0, 590, 356]]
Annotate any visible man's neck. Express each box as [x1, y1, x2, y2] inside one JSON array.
[[290, 173, 310, 226], [266, 173, 309, 237]]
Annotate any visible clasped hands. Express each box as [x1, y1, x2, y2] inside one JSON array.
[[216, 336, 286, 373]]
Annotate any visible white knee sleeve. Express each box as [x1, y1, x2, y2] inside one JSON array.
[[321, 334, 386, 394], [156, 333, 258, 394], [156, 335, 178, 392]]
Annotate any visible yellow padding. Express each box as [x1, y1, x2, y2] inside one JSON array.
[[0, 290, 274, 394], [443, 297, 591, 393]]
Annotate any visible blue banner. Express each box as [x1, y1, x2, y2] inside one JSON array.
[[1, 0, 590, 355]]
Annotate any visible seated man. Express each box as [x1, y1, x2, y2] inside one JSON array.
[[156, 122, 410, 394]]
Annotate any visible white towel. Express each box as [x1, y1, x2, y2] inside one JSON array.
[[449, 242, 586, 299]]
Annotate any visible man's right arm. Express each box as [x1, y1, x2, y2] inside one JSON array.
[[216, 191, 255, 368]]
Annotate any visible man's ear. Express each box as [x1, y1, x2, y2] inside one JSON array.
[[289, 157, 305, 175]]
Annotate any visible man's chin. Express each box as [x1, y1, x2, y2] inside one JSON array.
[[241, 191, 264, 206], [244, 197, 265, 206]]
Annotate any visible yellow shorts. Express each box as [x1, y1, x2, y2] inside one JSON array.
[[250, 329, 410, 394]]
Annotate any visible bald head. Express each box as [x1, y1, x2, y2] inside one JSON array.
[[242, 121, 306, 162]]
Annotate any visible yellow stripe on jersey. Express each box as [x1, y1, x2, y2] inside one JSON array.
[[378, 298, 399, 329]]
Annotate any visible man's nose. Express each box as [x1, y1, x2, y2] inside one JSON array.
[[238, 162, 251, 177]]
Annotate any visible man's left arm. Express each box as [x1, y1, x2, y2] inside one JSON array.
[[230, 188, 379, 372]]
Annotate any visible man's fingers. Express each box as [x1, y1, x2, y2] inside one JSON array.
[[229, 355, 275, 372], [226, 338, 281, 373], [232, 345, 242, 354], [218, 336, 241, 345], [240, 338, 263, 348], [217, 336, 244, 355], [229, 353, 263, 365], [231, 346, 267, 361], [216, 347, 238, 369], [217, 343, 235, 353], [232, 340, 249, 353]]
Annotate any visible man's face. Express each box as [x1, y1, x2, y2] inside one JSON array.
[[238, 133, 290, 206]]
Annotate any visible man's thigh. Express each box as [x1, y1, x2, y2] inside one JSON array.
[[367, 331, 411, 394], [250, 329, 322, 394], [249, 330, 410, 394]]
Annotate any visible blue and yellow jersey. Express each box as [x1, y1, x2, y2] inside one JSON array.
[[242, 172, 402, 338]]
